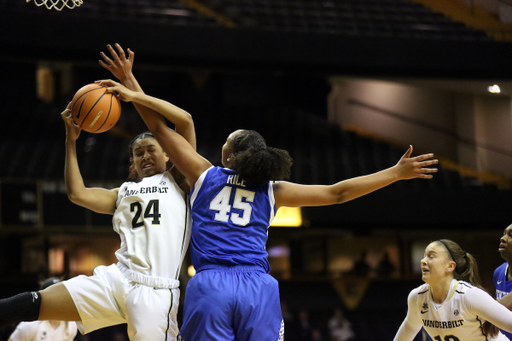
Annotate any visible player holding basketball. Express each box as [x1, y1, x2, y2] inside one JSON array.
[[99, 50, 438, 340], [8, 278, 77, 341], [0, 47, 195, 341], [394, 239, 512, 341]]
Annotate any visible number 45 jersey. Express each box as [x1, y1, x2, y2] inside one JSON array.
[[113, 171, 191, 282], [190, 167, 276, 273]]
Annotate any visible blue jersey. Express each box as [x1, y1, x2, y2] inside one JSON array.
[[190, 167, 276, 273], [494, 262, 512, 340]]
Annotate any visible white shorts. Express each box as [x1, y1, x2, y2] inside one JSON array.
[[63, 264, 180, 341]]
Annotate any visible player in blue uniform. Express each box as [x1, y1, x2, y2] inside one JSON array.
[[100, 68, 439, 341], [493, 224, 512, 340]]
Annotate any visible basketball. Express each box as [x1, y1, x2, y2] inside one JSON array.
[[70, 83, 121, 133]]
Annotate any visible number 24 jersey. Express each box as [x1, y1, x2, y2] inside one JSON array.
[[113, 171, 191, 281]]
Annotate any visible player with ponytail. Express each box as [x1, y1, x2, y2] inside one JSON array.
[[224, 129, 292, 185], [438, 239, 483, 288], [394, 239, 512, 341]]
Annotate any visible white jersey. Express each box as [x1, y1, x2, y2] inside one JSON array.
[[395, 280, 512, 341], [9, 321, 77, 341], [113, 171, 191, 288]]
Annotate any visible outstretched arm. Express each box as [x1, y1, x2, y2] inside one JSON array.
[[482, 290, 512, 336], [99, 43, 196, 150], [61, 104, 118, 214], [274, 146, 438, 209], [98, 81, 212, 185], [466, 286, 512, 335]]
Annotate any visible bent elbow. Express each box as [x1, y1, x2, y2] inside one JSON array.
[[66, 189, 86, 207], [66, 191, 80, 205], [184, 111, 193, 123], [327, 186, 347, 205], [335, 194, 347, 205], [180, 112, 194, 130]]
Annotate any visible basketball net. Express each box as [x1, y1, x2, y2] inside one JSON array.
[[26, 0, 83, 10]]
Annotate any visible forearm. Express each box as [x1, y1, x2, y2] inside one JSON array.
[[64, 139, 87, 203], [119, 73, 143, 93], [393, 320, 420, 341], [131, 92, 192, 130], [498, 291, 512, 310], [467, 288, 512, 333], [131, 92, 196, 149], [331, 166, 399, 204], [119, 74, 168, 135], [64, 140, 117, 214]]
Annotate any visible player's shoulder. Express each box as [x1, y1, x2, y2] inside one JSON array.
[[412, 282, 429, 295], [405, 283, 428, 310], [209, 166, 230, 176], [118, 177, 136, 191], [12, 320, 44, 336], [201, 167, 235, 186], [456, 280, 475, 292], [195, 165, 219, 179], [495, 262, 508, 274], [163, 169, 180, 184], [408, 283, 429, 302], [16, 321, 45, 328], [453, 280, 489, 303]]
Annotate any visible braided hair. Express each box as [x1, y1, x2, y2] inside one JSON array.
[[229, 130, 293, 185]]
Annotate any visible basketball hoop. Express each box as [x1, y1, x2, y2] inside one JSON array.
[[26, 0, 83, 11]]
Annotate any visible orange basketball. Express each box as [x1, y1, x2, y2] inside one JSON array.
[[70, 83, 121, 133]]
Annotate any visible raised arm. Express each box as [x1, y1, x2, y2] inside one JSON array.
[[98, 82, 212, 185], [99, 43, 196, 150], [61, 105, 118, 214], [274, 146, 437, 209]]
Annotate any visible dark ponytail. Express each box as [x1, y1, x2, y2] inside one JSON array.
[[437, 239, 499, 338], [437, 239, 481, 286], [230, 130, 293, 185]]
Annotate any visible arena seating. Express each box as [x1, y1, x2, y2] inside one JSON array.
[[0, 0, 491, 41], [0, 95, 500, 195], [207, 0, 490, 40]]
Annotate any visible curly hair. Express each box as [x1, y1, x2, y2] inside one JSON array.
[[229, 130, 293, 185], [127, 132, 172, 182]]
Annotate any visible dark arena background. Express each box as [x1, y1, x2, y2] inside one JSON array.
[[2, 0, 512, 340]]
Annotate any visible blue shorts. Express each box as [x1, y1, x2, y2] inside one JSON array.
[[179, 266, 284, 341]]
